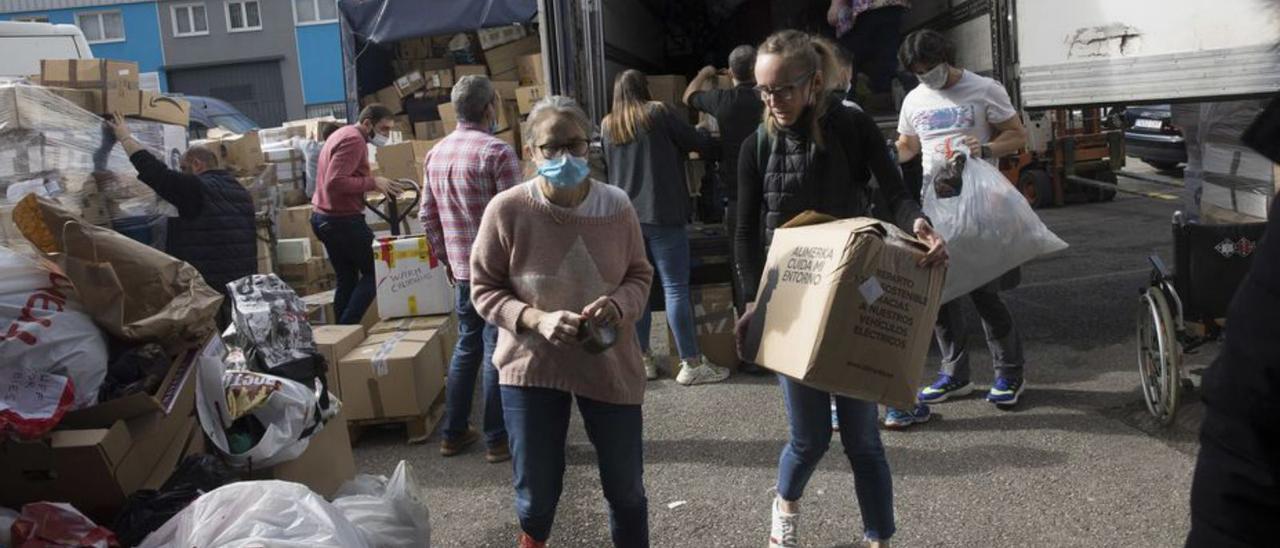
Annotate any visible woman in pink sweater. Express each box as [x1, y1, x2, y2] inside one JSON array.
[[470, 95, 655, 548]]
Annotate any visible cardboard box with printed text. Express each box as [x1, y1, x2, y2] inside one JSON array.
[[744, 213, 944, 409]]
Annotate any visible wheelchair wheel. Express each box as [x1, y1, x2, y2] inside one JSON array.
[[1137, 288, 1182, 424]]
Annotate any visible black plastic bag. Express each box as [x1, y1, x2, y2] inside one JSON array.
[[111, 454, 238, 546]]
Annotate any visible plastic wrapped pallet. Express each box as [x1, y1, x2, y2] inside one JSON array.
[[0, 83, 180, 246], [1198, 99, 1275, 222]]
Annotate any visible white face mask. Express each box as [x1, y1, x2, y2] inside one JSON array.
[[370, 133, 389, 147], [918, 63, 950, 90]]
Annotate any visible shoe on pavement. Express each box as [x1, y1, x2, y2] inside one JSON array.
[[883, 403, 932, 430], [987, 377, 1026, 407], [676, 356, 730, 386], [769, 497, 798, 548], [831, 399, 840, 432], [856, 538, 890, 548], [440, 428, 479, 457], [486, 441, 511, 464], [918, 374, 974, 403], [643, 354, 658, 381], [518, 532, 546, 548]]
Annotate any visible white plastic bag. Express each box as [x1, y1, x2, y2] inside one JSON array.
[[923, 144, 1068, 303], [0, 247, 107, 409], [333, 461, 432, 548], [195, 340, 335, 468], [138, 480, 370, 548]]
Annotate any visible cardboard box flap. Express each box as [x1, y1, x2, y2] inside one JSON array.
[[51, 420, 132, 469], [368, 315, 450, 335], [348, 334, 426, 362], [60, 343, 201, 429]]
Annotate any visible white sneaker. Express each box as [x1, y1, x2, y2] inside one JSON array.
[[643, 354, 658, 381], [769, 497, 798, 548], [675, 356, 730, 386], [856, 539, 890, 548]]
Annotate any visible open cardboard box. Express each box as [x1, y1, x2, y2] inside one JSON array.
[[0, 346, 200, 522], [59, 343, 202, 429]]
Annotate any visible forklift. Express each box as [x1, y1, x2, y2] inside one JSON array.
[[1001, 107, 1125, 208]]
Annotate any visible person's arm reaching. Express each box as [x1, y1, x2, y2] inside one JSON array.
[[735, 133, 765, 301], [665, 106, 713, 155], [108, 113, 203, 216], [684, 65, 718, 107]]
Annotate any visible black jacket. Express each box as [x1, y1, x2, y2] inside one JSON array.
[[734, 96, 924, 298], [603, 103, 712, 226], [689, 85, 765, 201], [129, 150, 257, 295]]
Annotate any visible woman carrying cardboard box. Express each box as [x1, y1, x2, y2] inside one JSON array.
[[732, 30, 948, 548]]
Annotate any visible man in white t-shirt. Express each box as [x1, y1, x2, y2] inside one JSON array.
[[887, 29, 1029, 429]]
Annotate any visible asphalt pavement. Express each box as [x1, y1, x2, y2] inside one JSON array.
[[355, 169, 1205, 547]]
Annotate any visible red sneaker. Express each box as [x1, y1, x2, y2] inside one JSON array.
[[518, 532, 547, 548]]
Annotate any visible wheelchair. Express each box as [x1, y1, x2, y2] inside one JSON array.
[[1138, 212, 1266, 424]]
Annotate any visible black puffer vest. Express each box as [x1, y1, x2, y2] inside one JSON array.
[[167, 169, 257, 294], [760, 103, 871, 246]]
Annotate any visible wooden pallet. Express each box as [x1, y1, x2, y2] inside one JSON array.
[[348, 390, 446, 445]]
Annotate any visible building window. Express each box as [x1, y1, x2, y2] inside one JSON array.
[[294, 0, 338, 25], [14, 15, 51, 23], [76, 11, 125, 44], [171, 3, 209, 37], [226, 0, 262, 33]]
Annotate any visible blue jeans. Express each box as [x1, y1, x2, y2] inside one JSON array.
[[502, 386, 648, 547], [636, 224, 699, 360], [777, 376, 895, 541], [444, 282, 505, 446], [310, 213, 376, 325]]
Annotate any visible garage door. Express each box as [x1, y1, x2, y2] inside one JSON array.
[[168, 60, 288, 127]]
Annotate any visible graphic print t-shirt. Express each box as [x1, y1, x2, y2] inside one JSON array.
[[897, 70, 1018, 174]]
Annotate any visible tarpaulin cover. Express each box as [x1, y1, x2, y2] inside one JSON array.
[[338, 0, 537, 45]]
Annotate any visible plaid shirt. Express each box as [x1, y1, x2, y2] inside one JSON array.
[[420, 121, 521, 281]]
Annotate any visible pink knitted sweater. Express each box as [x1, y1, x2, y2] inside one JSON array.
[[470, 182, 654, 405]]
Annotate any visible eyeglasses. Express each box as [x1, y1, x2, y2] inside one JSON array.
[[754, 71, 816, 102], [537, 139, 590, 158]]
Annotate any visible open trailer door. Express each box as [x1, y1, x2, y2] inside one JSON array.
[[1011, 0, 1280, 109]]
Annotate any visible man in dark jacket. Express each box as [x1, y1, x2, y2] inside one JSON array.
[[107, 113, 257, 328]]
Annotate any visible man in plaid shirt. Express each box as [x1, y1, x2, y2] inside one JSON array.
[[420, 75, 521, 463]]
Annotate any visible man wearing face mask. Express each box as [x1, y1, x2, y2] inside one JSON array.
[[887, 29, 1029, 428], [312, 104, 402, 325], [419, 75, 519, 462], [106, 112, 255, 329]]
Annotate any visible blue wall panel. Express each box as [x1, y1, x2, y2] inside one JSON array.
[[295, 22, 344, 105]]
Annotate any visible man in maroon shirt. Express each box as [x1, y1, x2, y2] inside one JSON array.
[[311, 104, 401, 324]]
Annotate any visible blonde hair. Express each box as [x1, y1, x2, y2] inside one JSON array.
[[601, 69, 660, 145], [758, 30, 839, 149]]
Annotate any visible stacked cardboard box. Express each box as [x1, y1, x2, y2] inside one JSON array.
[[278, 257, 336, 295], [648, 75, 690, 122], [376, 140, 438, 184], [39, 59, 190, 126], [338, 328, 449, 421], [193, 131, 264, 177]]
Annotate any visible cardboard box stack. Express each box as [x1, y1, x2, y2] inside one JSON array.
[[369, 30, 542, 160], [338, 328, 449, 422], [1, 78, 189, 251], [193, 131, 264, 177], [274, 204, 333, 295]]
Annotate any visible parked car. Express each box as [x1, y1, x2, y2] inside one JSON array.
[[1123, 104, 1187, 171], [184, 95, 259, 140]]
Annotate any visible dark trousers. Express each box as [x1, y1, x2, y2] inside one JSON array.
[[443, 282, 505, 446], [310, 213, 376, 325], [840, 6, 907, 94], [502, 386, 648, 547], [934, 279, 1026, 382], [725, 199, 748, 314], [1186, 409, 1280, 547]]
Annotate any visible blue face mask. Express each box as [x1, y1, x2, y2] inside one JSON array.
[[537, 155, 590, 189]]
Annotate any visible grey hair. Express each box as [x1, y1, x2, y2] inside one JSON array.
[[522, 95, 593, 149], [451, 75, 496, 124]]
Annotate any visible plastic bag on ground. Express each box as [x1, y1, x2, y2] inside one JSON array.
[[923, 142, 1068, 303], [111, 454, 238, 547], [137, 480, 370, 548], [195, 340, 335, 468], [10, 502, 120, 548], [0, 246, 107, 410], [333, 461, 432, 548]]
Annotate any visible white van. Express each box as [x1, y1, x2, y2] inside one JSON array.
[[0, 21, 93, 80]]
